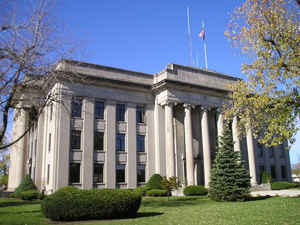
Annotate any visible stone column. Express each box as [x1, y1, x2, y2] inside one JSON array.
[[201, 107, 211, 188], [82, 98, 94, 189], [216, 110, 224, 143], [154, 99, 162, 174], [184, 104, 194, 185], [246, 126, 258, 186], [232, 116, 241, 152], [165, 102, 175, 178], [127, 103, 137, 188]]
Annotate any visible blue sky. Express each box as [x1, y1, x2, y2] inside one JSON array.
[[16, 0, 300, 164]]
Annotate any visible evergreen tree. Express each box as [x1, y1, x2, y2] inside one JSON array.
[[209, 121, 251, 201]]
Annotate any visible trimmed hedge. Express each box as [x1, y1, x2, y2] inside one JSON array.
[[146, 189, 168, 197], [11, 175, 38, 199], [134, 186, 150, 196], [271, 182, 298, 190], [41, 187, 142, 221], [19, 190, 40, 200], [146, 174, 163, 190], [183, 185, 208, 196]]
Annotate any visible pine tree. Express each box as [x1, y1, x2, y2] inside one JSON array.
[[209, 121, 251, 201]]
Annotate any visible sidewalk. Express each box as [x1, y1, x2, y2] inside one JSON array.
[[251, 189, 300, 197]]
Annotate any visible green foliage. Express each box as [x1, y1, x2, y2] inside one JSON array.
[[0, 174, 8, 187], [209, 122, 251, 201], [261, 171, 272, 184], [161, 176, 181, 196], [183, 185, 208, 196], [146, 189, 168, 197], [146, 174, 163, 190], [41, 186, 142, 221], [134, 185, 150, 196], [271, 182, 300, 190], [19, 190, 40, 201], [13, 175, 37, 198]]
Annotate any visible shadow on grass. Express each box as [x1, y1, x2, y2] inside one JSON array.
[[0, 209, 41, 215], [0, 200, 40, 208], [135, 212, 164, 218], [247, 195, 272, 201]]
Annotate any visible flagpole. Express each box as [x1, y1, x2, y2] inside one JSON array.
[[202, 21, 208, 70], [187, 7, 193, 66]]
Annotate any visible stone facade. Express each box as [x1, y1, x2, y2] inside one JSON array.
[[7, 60, 292, 193]]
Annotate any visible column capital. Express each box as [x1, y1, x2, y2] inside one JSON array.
[[183, 103, 195, 110], [162, 100, 178, 107], [200, 105, 211, 112]]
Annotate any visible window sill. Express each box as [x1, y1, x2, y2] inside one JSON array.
[[94, 150, 105, 153], [71, 149, 82, 152], [117, 151, 127, 153]]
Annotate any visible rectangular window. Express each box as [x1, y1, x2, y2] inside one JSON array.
[[95, 101, 104, 119], [50, 103, 53, 121], [71, 130, 81, 150], [47, 164, 50, 185], [137, 135, 145, 152], [71, 97, 82, 118], [93, 163, 104, 183], [281, 166, 287, 179], [116, 164, 125, 183], [48, 133, 51, 152], [116, 133, 125, 152], [137, 164, 146, 183], [271, 165, 276, 179], [69, 163, 80, 183], [136, 105, 145, 123], [94, 132, 104, 151], [116, 104, 125, 121]]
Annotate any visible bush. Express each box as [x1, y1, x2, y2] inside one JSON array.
[[13, 175, 37, 198], [146, 189, 168, 197], [183, 185, 208, 196], [134, 186, 150, 196], [271, 182, 297, 190], [261, 171, 272, 184], [146, 174, 163, 190], [41, 187, 142, 221], [19, 190, 40, 200]]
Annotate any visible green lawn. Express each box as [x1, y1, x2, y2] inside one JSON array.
[[1, 196, 300, 225]]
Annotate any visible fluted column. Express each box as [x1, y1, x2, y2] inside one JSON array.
[[201, 107, 211, 187], [246, 126, 258, 186], [184, 104, 194, 185], [216, 109, 224, 144], [232, 116, 241, 152], [165, 102, 175, 178]]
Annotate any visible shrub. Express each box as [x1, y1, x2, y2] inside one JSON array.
[[13, 175, 37, 198], [146, 189, 168, 197], [19, 190, 40, 200], [146, 174, 163, 190], [161, 176, 181, 197], [271, 182, 297, 190], [183, 185, 208, 196], [41, 187, 142, 221], [261, 171, 272, 184], [134, 186, 150, 196]]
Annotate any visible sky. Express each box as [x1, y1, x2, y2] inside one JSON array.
[[14, 0, 300, 164]]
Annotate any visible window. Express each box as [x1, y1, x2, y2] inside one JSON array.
[[137, 135, 145, 152], [137, 164, 146, 183], [50, 103, 53, 121], [136, 105, 145, 123], [48, 133, 51, 152], [116, 133, 125, 152], [271, 165, 276, 179], [94, 132, 104, 151], [71, 130, 81, 150], [116, 164, 125, 183], [69, 163, 80, 183], [47, 164, 50, 185], [71, 97, 82, 118], [281, 166, 287, 179], [259, 165, 265, 184], [95, 101, 104, 119], [116, 104, 125, 121], [93, 163, 104, 183]]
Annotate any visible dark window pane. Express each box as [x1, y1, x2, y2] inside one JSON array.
[[93, 163, 104, 183], [271, 165, 276, 179], [281, 166, 286, 179], [136, 105, 145, 123], [71, 130, 81, 150], [94, 132, 104, 151], [95, 101, 104, 119], [116, 164, 125, 183], [69, 163, 80, 183], [259, 165, 265, 184], [116, 104, 125, 121], [116, 133, 125, 151], [72, 97, 82, 118], [137, 164, 146, 183], [137, 135, 145, 152]]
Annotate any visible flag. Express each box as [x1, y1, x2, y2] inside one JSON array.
[[198, 28, 205, 40]]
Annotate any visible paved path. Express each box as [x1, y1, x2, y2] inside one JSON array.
[[251, 189, 300, 197]]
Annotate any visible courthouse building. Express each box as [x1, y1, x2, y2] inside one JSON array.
[[8, 59, 292, 193]]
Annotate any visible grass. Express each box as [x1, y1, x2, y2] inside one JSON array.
[[1, 196, 300, 225]]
